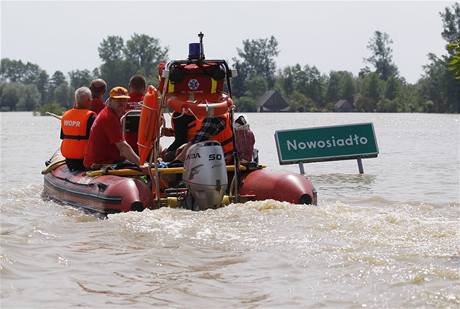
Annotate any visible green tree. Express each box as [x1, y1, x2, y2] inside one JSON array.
[[49, 71, 66, 89], [354, 94, 374, 112], [440, 3, 460, 42], [124, 33, 168, 78], [17, 84, 40, 111], [98, 36, 124, 63], [21, 62, 41, 84], [0, 58, 42, 85], [279, 66, 295, 97], [68, 69, 93, 90], [384, 76, 400, 100], [301, 65, 324, 106], [35, 70, 49, 103], [288, 90, 317, 112], [235, 96, 258, 112], [233, 36, 279, 90], [393, 83, 428, 112], [48, 70, 67, 102], [0, 83, 20, 110], [355, 72, 381, 111], [283, 64, 325, 107], [364, 72, 381, 101], [98, 35, 129, 88], [53, 82, 71, 107], [420, 3, 460, 113], [339, 72, 356, 102], [447, 39, 460, 79], [364, 31, 399, 80], [244, 75, 267, 98], [230, 61, 247, 97], [325, 71, 356, 104], [376, 98, 396, 112], [325, 72, 340, 103], [0, 58, 25, 82]]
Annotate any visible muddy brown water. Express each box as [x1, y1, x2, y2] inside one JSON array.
[[1, 112, 459, 308]]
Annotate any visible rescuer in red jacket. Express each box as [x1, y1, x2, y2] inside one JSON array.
[[124, 75, 146, 153], [89, 79, 107, 114], [84, 87, 140, 169]]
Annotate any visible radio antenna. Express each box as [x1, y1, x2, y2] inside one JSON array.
[[198, 32, 205, 60]]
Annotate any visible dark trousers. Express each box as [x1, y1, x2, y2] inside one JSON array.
[[65, 159, 85, 172]]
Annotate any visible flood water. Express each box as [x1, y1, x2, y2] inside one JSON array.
[[1, 112, 459, 308]]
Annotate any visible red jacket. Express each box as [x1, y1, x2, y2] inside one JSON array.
[[124, 92, 145, 153], [235, 125, 255, 162], [90, 98, 105, 114]]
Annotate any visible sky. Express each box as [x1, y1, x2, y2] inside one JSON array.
[[1, 1, 454, 84]]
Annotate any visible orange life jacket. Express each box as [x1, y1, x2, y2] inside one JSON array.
[[60, 109, 96, 159], [187, 113, 234, 163]]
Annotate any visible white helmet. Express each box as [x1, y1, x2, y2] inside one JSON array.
[[234, 114, 248, 127]]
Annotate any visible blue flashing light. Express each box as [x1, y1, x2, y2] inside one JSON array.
[[188, 43, 201, 60]]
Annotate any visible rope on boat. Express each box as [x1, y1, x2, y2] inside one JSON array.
[[85, 164, 264, 177], [46, 112, 62, 120]]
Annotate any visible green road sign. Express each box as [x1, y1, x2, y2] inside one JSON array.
[[275, 123, 379, 165]]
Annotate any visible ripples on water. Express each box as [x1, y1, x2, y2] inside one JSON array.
[[2, 185, 459, 308], [1, 113, 459, 308]]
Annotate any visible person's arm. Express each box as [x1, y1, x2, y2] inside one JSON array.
[[103, 114, 139, 165], [115, 141, 139, 165], [85, 114, 96, 137], [160, 115, 174, 137], [174, 142, 192, 162], [87, 114, 96, 130], [161, 127, 175, 137]]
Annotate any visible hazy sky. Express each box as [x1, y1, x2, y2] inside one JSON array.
[[1, 1, 454, 83]]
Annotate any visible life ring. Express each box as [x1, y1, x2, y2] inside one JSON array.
[[167, 94, 233, 118]]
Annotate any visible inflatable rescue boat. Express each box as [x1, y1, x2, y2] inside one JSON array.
[[42, 33, 317, 215]]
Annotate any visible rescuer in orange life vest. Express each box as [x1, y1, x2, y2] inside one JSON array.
[[60, 87, 96, 171], [164, 113, 234, 164]]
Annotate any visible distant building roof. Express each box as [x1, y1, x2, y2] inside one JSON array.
[[256, 90, 289, 112], [334, 99, 354, 112]]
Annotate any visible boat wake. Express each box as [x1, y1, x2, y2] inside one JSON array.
[[2, 183, 459, 308]]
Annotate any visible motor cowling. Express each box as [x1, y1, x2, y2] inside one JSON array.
[[183, 141, 228, 210]]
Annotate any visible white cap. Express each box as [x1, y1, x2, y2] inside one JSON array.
[[235, 114, 248, 127]]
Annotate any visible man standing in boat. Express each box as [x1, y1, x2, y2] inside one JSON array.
[[124, 75, 146, 153], [89, 79, 107, 114], [60, 87, 96, 171], [126, 75, 146, 111], [84, 86, 140, 169]]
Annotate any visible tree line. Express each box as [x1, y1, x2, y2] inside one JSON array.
[[1, 3, 459, 114]]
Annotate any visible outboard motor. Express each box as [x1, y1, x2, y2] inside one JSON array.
[[182, 141, 228, 210]]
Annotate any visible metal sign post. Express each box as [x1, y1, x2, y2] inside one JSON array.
[[298, 163, 305, 175], [357, 158, 364, 174]]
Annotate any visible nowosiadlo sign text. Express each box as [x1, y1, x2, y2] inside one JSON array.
[[275, 123, 379, 165]]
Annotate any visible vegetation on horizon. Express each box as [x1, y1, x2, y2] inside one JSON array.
[[1, 4, 459, 114]]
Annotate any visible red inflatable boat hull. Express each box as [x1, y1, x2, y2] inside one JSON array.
[[43, 165, 153, 215], [43, 165, 316, 215], [239, 169, 317, 205]]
